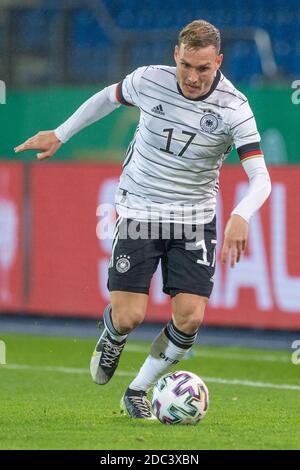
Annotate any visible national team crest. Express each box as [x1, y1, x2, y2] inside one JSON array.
[[200, 114, 219, 133], [116, 255, 131, 273]]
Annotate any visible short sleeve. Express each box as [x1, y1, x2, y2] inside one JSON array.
[[115, 66, 148, 107], [229, 100, 264, 162]]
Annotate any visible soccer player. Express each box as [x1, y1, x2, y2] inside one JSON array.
[[15, 20, 271, 420]]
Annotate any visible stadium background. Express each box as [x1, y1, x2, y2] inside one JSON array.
[[0, 0, 300, 332]]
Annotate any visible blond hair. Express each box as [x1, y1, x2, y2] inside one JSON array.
[[178, 20, 221, 53]]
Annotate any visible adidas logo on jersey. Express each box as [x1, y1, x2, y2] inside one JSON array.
[[151, 104, 165, 115]]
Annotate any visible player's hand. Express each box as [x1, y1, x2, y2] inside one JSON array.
[[14, 130, 62, 160], [221, 214, 248, 268]]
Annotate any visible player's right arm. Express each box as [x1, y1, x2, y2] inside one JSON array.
[[14, 83, 121, 160], [14, 130, 62, 160]]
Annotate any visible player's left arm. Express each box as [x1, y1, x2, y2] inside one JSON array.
[[221, 156, 271, 267], [221, 98, 271, 267]]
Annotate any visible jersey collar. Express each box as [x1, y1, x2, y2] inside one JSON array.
[[176, 69, 221, 101]]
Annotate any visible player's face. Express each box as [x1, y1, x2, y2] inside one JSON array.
[[174, 44, 223, 99]]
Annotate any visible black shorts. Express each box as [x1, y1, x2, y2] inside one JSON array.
[[107, 217, 217, 298]]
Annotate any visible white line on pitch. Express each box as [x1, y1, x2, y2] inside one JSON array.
[[125, 344, 291, 363], [2, 363, 300, 391]]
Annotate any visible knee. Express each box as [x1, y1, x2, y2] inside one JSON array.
[[172, 294, 208, 335], [112, 306, 145, 334], [175, 313, 203, 335], [173, 303, 206, 335]]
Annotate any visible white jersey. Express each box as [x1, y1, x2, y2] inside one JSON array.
[[115, 66, 262, 224]]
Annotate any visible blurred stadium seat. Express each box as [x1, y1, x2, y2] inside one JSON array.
[[0, 0, 298, 85]]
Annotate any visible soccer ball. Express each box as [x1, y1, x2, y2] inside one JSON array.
[[152, 370, 209, 425]]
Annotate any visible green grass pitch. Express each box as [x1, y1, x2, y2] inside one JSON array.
[[0, 333, 299, 450]]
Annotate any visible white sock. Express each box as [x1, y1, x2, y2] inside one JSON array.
[[103, 304, 127, 343], [129, 320, 198, 392]]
